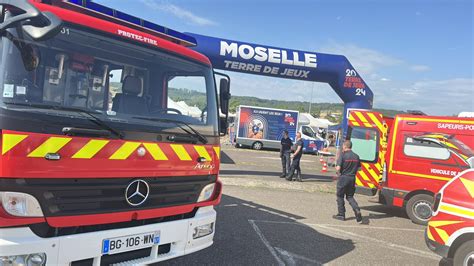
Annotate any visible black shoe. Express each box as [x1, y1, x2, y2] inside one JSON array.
[[285, 175, 293, 181], [332, 214, 345, 221], [355, 212, 363, 223], [280, 174, 286, 178]]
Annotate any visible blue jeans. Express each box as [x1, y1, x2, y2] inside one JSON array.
[[281, 152, 291, 175]]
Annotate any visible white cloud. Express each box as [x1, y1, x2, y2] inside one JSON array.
[[410, 64, 431, 72], [371, 78, 474, 115], [320, 42, 403, 76], [140, 0, 217, 26]]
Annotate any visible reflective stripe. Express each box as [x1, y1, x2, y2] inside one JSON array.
[[72, 140, 109, 159], [109, 142, 141, 160], [2, 134, 28, 155], [402, 117, 474, 124], [391, 170, 451, 181], [439, 203, 474, 219], [171, 144, 192, 161], [358, 170, 375, 188], [213, 146, 220, 159], [427, 226, 435, 241], [355, 176, 364, 186], [351, 121, 360, 127], [143, 143, 168, 160], [194, 146, 212, 161], [362, 163, 379, 182], [355, 112, 369, 123], [367, 112, 385, 133], [28, 137, 72, 157], [460, 177, 474, 198], [428, 220, 463, 228], [434, 228, 450, 244]]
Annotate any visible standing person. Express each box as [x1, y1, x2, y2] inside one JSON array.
[[286, 132, 304, 182], [333, 140, 363, 223], [280, 130, 293, 178]]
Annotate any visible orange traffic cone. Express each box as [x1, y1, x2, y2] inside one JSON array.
[[319, 155, 324, 164], [321, 162, 328, 173]]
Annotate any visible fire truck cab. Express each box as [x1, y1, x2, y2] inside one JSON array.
[[347, 110, 474, 225], [425, 169, 474, 266], [0, 0, 230, 265]]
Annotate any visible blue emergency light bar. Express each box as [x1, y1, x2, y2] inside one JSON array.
[[61, 0, 197, 46]]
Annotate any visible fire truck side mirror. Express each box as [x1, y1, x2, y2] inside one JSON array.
[[0, 0, 62, 41], [219, 78, 230, 115], [21, 11, 62, 41]]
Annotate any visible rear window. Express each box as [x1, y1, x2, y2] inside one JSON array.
[[348, 127, 378, 162]]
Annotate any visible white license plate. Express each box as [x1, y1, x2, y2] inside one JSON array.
[[102, 231, 160, 255]]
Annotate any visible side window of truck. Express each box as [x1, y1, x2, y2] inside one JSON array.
[[403, 137, 450, 160], [167, 76, 207, 123], [348, 127, 378, 162]]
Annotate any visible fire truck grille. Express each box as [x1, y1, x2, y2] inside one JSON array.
[[1, 175, 216, 216]]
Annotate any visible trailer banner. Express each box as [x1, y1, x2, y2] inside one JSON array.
[[237, 107, 298, 141]]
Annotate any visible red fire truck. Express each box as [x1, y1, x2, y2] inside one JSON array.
[[425, 169, 474, 265], [0, 0, 230, 265], [346, 110, 473, 224]]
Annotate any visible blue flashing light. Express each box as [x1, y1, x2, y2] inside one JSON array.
[[62, 0, 197, 46], [115, 10, 141, 26], [166, 28, 196, 46], [143, 21, 166, 35], [85, 1, 114, 16]]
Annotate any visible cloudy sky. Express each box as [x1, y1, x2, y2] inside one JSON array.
[[96, 0, 473, 116]]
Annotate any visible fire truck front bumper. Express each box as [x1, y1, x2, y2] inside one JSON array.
[[425, 228, 449, 258], [0, 206, 216, 265]]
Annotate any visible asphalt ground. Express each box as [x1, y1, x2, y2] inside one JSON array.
[[161, 146, 446, 265]]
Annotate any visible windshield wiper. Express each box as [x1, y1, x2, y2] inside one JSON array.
[[5, 102, 123, 139], [132, 116, 208, 144]]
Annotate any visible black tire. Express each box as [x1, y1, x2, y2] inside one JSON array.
[[406, 194, 434, 225], [252, 141, 263, 150], [454, 240, 474, 266]]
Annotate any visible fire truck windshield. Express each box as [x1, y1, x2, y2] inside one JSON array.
[[0, 26, 218, 138]]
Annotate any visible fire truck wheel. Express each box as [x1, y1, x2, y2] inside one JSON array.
[[252, 141, 263, 150], [406, 194, 433, 225], [453, 240, 474, 266]]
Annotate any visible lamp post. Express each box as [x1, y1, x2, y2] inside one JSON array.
[[309, 83, 314, 114]]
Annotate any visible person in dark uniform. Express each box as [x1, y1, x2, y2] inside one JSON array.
[[286, 132, 304, 182], [280, 130, 293, 178], [333, 140, 363, 223]]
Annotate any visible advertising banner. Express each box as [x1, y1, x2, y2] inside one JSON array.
[[237, 106, 298, 142]]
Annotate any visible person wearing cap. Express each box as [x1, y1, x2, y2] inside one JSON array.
[[279, 130, 293, 178]]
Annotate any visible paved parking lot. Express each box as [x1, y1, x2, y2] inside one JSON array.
[[162, 146, 444, 265]]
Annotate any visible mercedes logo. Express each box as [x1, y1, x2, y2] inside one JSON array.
[[125, 179, 150, 207]]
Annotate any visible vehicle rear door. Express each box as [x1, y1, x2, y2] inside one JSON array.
[[347, 111, 389, 195]]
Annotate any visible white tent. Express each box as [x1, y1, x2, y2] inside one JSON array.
[[299, 113, 335, 129], [167, 98, 202, 118]]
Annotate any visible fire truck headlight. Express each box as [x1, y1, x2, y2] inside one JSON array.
[[197, 183, 215, 202], [0, 192, 44, 217], [192, 223, 214, 239], [1, 253, 46, 266]]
